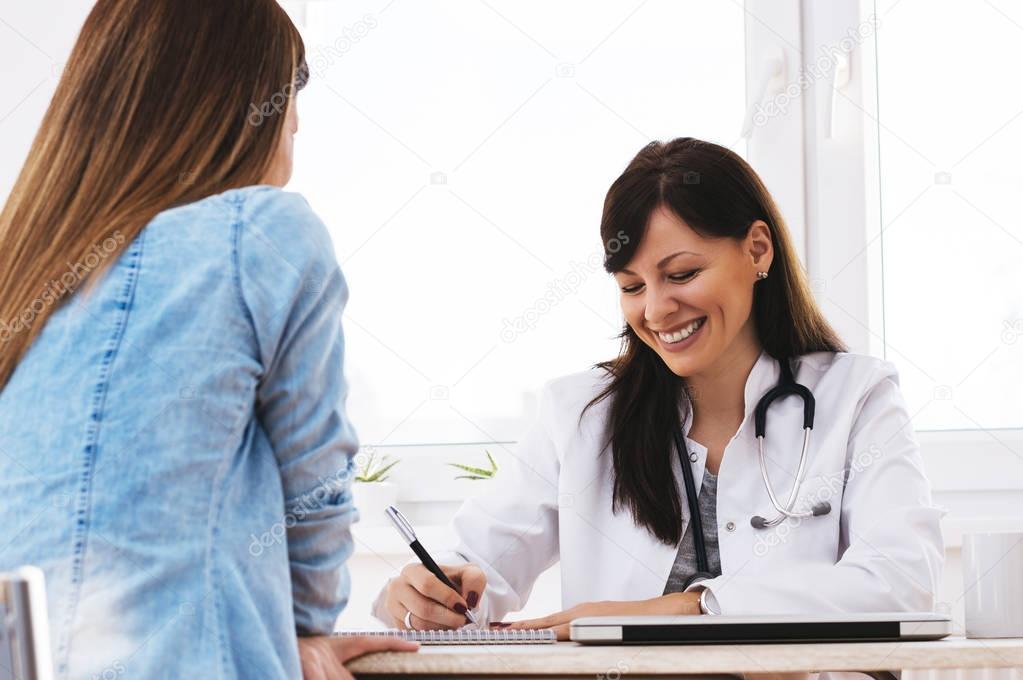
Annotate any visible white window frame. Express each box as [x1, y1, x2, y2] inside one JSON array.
[[793, 0, 1023, 534]]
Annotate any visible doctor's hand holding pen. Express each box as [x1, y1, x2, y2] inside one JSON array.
[[384, 505, 489, 630], [383, 562, 489, 630]]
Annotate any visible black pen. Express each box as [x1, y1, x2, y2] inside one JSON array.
[[385, 505, 479, 626]]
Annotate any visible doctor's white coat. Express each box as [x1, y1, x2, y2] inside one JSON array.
[[374, 350, 945, 628]]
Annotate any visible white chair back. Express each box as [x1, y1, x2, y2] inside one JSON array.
[[0, 566, 53, 680]]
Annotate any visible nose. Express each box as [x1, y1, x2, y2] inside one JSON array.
[[644, 281, 680, 327]]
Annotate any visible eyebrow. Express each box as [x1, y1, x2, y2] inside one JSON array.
[[619, 250, 701, 276]]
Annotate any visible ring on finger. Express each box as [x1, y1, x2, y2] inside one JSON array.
[[404, 610, 416, 631]]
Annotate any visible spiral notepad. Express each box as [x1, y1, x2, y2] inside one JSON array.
[[334, 628, 556, 644]]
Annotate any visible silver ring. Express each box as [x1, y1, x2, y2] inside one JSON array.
[[403, 610, 415, 630]]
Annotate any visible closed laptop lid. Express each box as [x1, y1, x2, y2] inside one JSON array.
[[570, 612, 951, 644]]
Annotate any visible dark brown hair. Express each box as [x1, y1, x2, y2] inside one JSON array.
[[588, 138, 846, 544], [0, 0, 306, 391]]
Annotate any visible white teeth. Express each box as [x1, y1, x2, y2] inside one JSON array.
[[658, 318, 704, 344]]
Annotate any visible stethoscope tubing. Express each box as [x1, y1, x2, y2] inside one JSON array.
[[674, 428, 714, 589]]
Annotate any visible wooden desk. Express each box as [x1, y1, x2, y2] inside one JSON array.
[[348, 637, 1023, 679]]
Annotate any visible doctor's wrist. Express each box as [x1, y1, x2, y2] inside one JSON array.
[[658, 591, 702, 616]]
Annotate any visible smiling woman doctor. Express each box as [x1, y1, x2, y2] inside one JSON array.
[[374, 138, 945, 642]]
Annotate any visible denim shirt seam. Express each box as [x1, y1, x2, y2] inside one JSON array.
[[204, 448, 235, 680], [55, 232, 145, 678]]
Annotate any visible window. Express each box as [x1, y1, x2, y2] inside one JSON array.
[[283, 0, 748, 446], [873, 0, 1023, 431]]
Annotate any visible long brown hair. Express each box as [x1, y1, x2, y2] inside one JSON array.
[[588, 138, 846, 545], [0, 0, 307, 391]]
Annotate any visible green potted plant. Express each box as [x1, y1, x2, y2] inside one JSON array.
[[448, 449, 498, 481], [352, 449, 400, 527]]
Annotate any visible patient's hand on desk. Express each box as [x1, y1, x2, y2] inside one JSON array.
[[383, 562, 488, 630], [495, 593, 702, 641], [298, 635, 418, 680]]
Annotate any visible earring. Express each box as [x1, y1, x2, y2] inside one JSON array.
[[756, 271, 769, 280]]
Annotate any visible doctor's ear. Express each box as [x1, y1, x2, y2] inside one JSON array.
[[746, 220, 774, 275]]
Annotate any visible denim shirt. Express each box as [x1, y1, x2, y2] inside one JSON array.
[[0, 186, 358, 679]]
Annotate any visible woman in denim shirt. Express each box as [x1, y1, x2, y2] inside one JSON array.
[[0, 1, 414, 678]]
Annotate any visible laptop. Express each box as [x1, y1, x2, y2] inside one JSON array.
[[570, 612, 951, 644]]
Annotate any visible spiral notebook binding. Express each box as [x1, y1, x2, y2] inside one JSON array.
[[334, 628, 556, 644]]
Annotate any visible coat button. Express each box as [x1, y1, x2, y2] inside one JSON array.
[[689, 453, 698, 462], [725, 521, 736, 532]]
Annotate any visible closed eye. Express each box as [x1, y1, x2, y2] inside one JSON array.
[[670, 270, 699, 283], [621, 270, 699, 294]]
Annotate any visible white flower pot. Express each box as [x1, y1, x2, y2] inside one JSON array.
[[352, 481, 398, 527]]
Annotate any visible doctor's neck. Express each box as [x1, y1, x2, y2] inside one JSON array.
[[683, 323, 762, 427]]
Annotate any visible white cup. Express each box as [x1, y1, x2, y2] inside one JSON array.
[[962, 532, 1023, 638]]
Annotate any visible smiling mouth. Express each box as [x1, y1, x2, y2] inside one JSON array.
[[654, 317, 706, 344]]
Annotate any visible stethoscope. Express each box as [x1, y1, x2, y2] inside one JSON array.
[[673, 357, 832, 588]]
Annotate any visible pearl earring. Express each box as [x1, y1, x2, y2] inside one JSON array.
[[756, 271, 769, 280]]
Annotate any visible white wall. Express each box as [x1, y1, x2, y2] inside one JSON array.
[[0, 1, 93, 198]]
